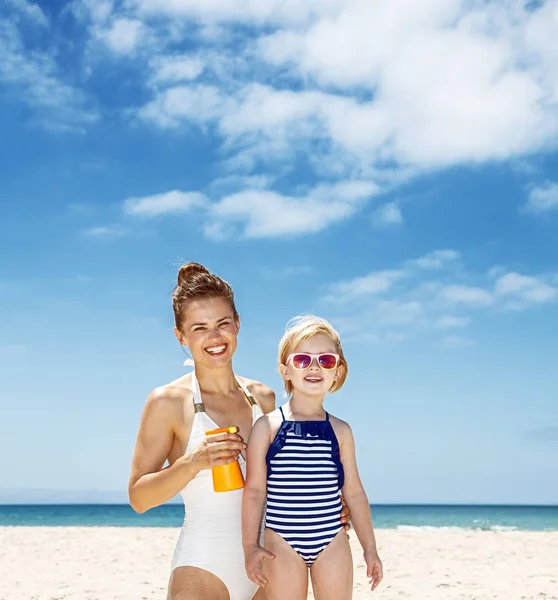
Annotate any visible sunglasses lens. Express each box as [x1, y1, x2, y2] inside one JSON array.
[[292, 353, 311, 369], [319, 354, 338, 369]]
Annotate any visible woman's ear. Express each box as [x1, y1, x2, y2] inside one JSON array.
[[174, 326, 188, 347], [235, 315, 240, 335]]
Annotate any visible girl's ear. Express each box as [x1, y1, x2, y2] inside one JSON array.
[[279, 363, 290, 381], [334, 364, 346, 385]]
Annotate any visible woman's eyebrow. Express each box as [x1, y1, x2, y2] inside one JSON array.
[[191, 316, 231, 328]]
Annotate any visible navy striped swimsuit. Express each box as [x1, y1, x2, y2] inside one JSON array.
[[264, 406, 345, 566]]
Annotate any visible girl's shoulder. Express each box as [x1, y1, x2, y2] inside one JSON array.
[[327, 412, 354, 442], [265, 406, 286, 422], [250, 406, 284, 444]]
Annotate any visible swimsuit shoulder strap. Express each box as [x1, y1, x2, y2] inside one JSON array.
[[190, 372, 206, 414], [279, 405, 286, 421], [235, 376, 259, 407], [191, 371, 259, 413], [325, 411, 330, 422]]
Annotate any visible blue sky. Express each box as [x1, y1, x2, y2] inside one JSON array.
[[1, 0, 557, 505]]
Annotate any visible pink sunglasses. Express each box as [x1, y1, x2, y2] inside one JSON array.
[[285, 352, 340, 370]]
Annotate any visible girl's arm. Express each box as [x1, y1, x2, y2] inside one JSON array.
[[338, 420, 384, 591], [242, 415, 275, 587]]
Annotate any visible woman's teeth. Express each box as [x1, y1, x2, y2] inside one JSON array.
[[205, 344, 227, 355], [304, 377, 323, 382]]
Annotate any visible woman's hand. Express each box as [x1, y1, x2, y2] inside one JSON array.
[[340, 494, 352, 533], [364, 548, 383, 591], [189, 431, 247, 470], [244, 545, 275, 587]]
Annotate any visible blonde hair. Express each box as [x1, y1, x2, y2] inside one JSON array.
[[278, 315, 348, 396]]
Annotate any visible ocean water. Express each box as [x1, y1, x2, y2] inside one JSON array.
[[0, 504, 557, 530]]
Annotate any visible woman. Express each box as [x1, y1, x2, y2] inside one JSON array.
[[128, 263, 350, 600]]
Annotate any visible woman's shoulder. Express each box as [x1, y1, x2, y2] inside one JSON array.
[[237, 375, 276, 413], [144, 374, 194, 418]]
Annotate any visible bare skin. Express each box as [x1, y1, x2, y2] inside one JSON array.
[[243, 333, 383, 599], [129, 299, 350, 600], [134, 369, 276, 600]]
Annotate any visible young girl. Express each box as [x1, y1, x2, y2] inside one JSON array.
[[242, 315, 383, 599]]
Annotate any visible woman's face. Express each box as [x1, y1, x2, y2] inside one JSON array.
[[175, 296, 239, 369]]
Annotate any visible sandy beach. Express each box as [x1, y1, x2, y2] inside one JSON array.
[[1, 527, 556, 600]]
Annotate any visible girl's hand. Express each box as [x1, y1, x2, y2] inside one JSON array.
[[244, 545, 275, 587], [364, 548, 383, 591], [190, 431, 247, 470]]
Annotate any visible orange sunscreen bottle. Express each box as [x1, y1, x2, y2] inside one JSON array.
[[205, 426, 245, 492]]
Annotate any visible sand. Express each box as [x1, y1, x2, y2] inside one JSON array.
[[1, 527, 557, 600]]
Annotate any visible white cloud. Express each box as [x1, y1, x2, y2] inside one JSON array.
[[138, 84, 231, 129], [129, 0, 343, 24], [208, 174, 273, 195], [440, 285, 493, 307], [83, 225, 128, 237], [0, 18, 97, 131], [495, 272, 557, 305], [374, 300, 424, 325], [205, 180, 379, 239], [321, 251, 557, 344], [72, 0, 114, 24], [149, 55, 204, 85], [98, 18, 145, 55], [435, 316, 470, 329], [261, 265, 314, 278], [127, 0, 558, 187], [371, 202, 403, 227], [524, 181, 558, 213], [409, 249, 460, 270], [258, 0, 558, 166], [325, 270, 404, 302], [117, 179, 377, 239], [123, 190, 208, 217], [7, 0, 49, 27]]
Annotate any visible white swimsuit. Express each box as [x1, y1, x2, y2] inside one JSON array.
[[171, 372, 264, 600]]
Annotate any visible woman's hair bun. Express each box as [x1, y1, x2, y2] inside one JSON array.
[[177, 262, 210, 287]]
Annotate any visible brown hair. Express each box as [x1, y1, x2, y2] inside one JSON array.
[[172, 262, 238, 330], [278, 315, 348, 396]]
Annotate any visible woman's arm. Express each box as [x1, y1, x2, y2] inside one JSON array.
[[242, 415, 275, 587], [128, 388, 245, 513], [338, 420, 384, 591]]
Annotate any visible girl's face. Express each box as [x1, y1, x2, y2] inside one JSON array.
[[174, 296, 239, 369], [281, 333, 340, 398]]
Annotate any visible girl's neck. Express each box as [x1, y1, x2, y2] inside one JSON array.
[[288, 393, 327, 420], [194, 363, 239, 396]]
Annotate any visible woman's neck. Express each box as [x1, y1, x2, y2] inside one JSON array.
[[288, 392, 327, 420], [195, 363, 239, 396]]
